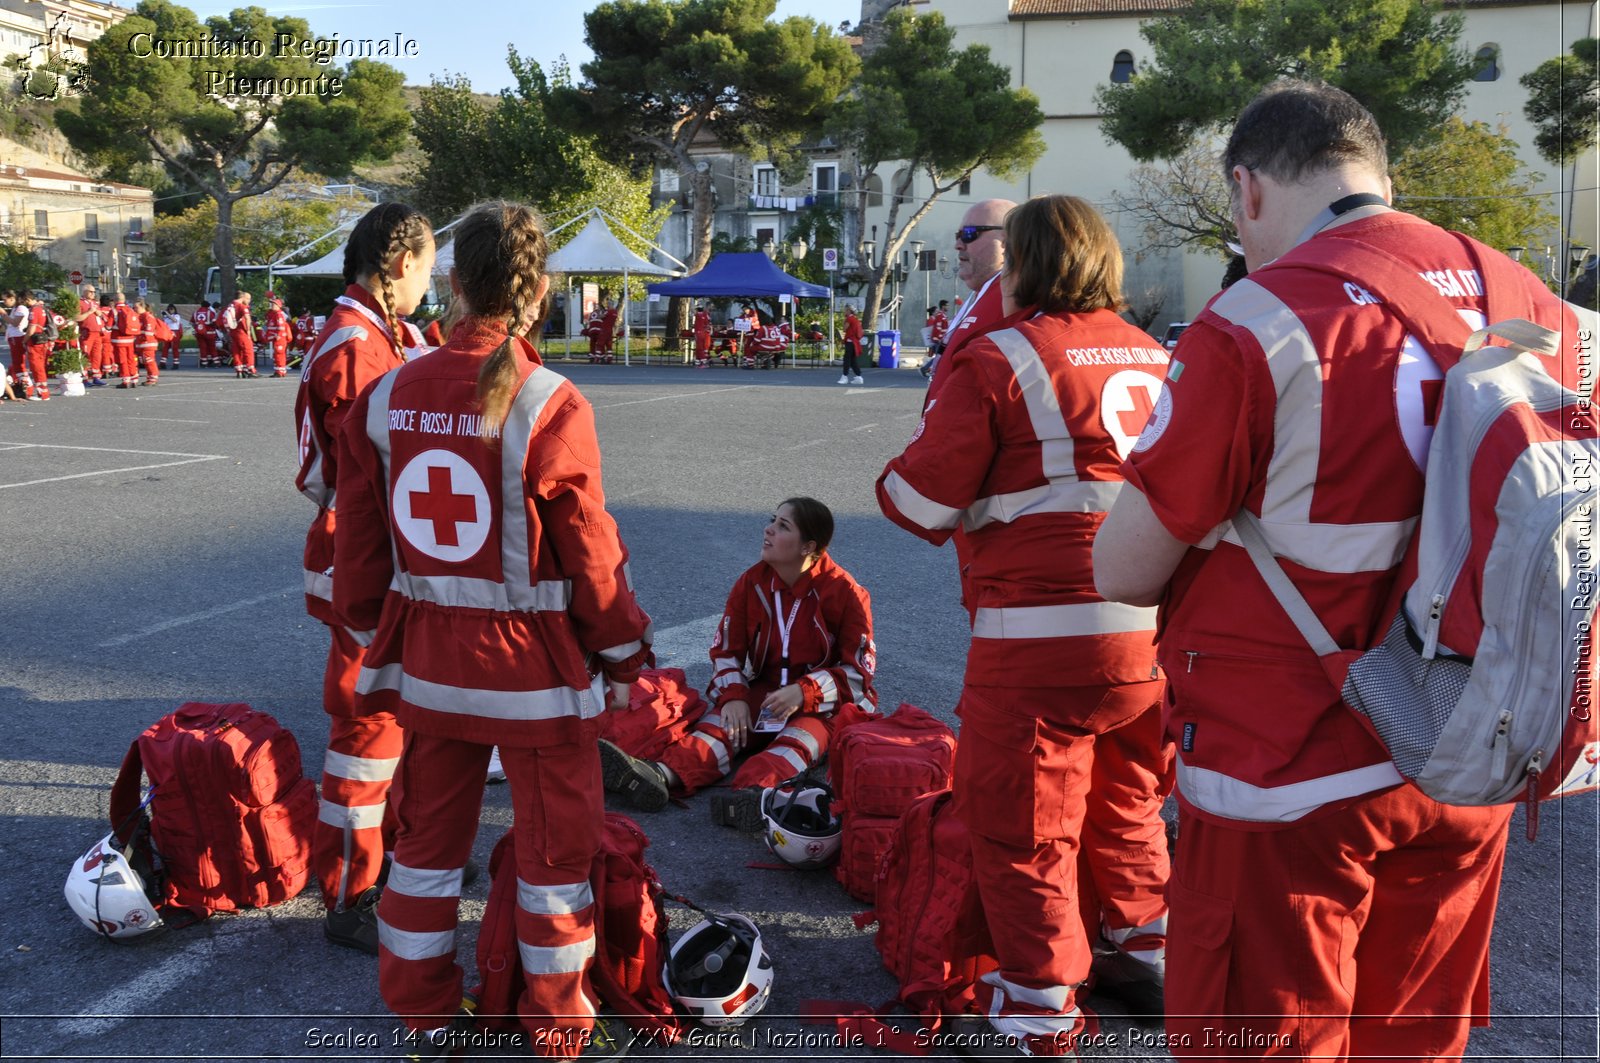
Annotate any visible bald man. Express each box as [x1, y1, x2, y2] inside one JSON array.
[[924, 198, 1018, 385]]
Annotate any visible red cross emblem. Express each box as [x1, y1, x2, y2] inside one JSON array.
[[410, 465, 477, 548]]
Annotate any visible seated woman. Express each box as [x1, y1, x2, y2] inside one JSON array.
[[600, 497, 877, 823]]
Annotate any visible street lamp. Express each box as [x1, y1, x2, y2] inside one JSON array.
[[1506, 245, 1526, 262], [791, 236, 808, 261]]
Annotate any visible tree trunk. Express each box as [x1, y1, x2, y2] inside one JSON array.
[[862, 166, 916, 327], [214, 193, 238, 303]]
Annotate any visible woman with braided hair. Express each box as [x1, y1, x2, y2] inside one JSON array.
[[334, 200, 648, 1062], [292, 201, 437, 957]]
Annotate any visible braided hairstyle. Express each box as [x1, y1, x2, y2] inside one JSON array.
[[344, 202, 433, 362], [451, 201, 551, 440]]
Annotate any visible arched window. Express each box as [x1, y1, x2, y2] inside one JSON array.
[[1473, 44, 1500, 82], [864, 173, 884, 208], [1110, 50, 1136, 84]]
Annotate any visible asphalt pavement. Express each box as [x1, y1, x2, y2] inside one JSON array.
[[0, 357, 1593, 1062]]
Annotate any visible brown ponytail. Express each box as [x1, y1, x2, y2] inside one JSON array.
[[344, 203, 433, 362], [451, 201, 551, 440]]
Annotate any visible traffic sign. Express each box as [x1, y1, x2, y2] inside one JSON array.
[[822, 248, 838, 271], [137, 278, 148, 297], [69, 270, 83, 285]]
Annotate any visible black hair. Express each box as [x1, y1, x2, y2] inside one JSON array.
[[778, 497, 834, 557]]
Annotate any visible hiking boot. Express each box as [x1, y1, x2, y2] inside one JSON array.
[[324, 885, 380, 955], [709, 788, 765, 832], [598, 740, 669, 812], [1089, 937, 1164, 1020], [401, 993, 479, 1062]]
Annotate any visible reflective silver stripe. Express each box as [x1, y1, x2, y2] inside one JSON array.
[[323, 748, 399, 783], [304, 566, 334, 602], [358, 663, 600, 721], [880, 470, 962, 531], [972, 601, 1156, 639], [518, 936, 595, 975], [308, 324, 369, 369], [597, 638, 643, 663], [691, 730, 731, 775], [500, 367, 571, 601], [622, 561, 635, 591], [378, 920, 455, 961], [712, 670, 745, 691], [809, 670, 838, 704], [1104, 914, 1168, 944], [987, 328, 1075, 479], [769, 744, 809, 774], [365, 368, 400, 475], [840, 666, 867, 702], [1217, 517, 1418, 575], [776, 725, 821, 759], [701, 714, 723, 729], [319, 798, 386, 830], [961, 479, 1123, 532], [345, 627, 374, 648], [986, 970, 1071, 1012], [1209, 280, 1414, 574], [517, 878, 594, 916], [389, 571, 571, 613], [387, 863, 466, 899], [1176, 754, 1403, 823]]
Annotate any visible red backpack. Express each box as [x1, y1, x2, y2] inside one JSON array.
[[475, 813, 682, 1043], [597, 668, 706, 762], [802, 790, 997, 1055], [108, 702, 316, 917], [829, 703, 956, 902]]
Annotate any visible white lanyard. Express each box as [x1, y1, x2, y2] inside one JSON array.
[[335, 295, 394, 340], [771, 589, 803, 686]]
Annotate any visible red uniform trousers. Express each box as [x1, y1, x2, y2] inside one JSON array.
[[315, 624, 401, 910], [231, 331, 254, 369], [956, 682, 1170, 1053], [80, 332, 105, 379], [196, 332, 216, 365], [378, 728, 603, 1057], [111, 339, 137, 384], [165, 332, 182, 365], [7, 335, 23, 381], [273, 339, 289, 373], [1165, 785, 1511, 1062], [24, 342, 50, 397], [658, 687, 841, 794], [694, 330, 711, 365], [136, 341, 159, 382]]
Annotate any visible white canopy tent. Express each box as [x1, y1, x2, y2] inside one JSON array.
[[274, 208, 682, 363]]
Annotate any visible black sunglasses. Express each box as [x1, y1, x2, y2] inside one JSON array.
[[955, 225, 1002, 243]]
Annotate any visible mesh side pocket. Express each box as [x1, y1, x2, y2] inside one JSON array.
[[1342, 612, 1471, 779]]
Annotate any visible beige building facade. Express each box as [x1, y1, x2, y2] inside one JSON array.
[[0, 137, 155, 294], [872, 0, 1599, 322]]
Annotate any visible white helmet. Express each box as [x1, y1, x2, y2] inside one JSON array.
[[663, 912, 773, 1026], [760, 782, 841, 870], [64, 834, 164, 940]]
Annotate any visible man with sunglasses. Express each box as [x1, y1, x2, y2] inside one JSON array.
[[925, 199, 1017, 387]]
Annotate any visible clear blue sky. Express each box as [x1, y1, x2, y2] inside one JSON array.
[[177, 0, 866, 93]]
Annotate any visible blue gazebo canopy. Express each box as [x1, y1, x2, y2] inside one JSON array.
[[646, 252, 829, 299]]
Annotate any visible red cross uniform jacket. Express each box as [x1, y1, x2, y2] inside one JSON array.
[[294, 286, 408, 624], [708, 555, 877, 716], [333, 317, 652, 746], [191, 306, 215, 335], [878, 308, 1168, 690]]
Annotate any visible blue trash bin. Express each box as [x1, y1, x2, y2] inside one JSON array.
[[876, 330, 900, 369]]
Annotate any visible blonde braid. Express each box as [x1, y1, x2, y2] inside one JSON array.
[[477, 204, 549, 440], [373, 215, 430, 361]]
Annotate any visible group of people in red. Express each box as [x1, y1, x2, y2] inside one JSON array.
[[192, 291, 313, 378], [690, 301, 825, 370], [273, 79, 1582, 1063]]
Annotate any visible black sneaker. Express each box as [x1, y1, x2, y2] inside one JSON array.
[[401, 994, 479, 1062], [325, 885, 381, 955], [598, 740, 670, 812], [709, 789, 764, 832], [1089, 938, 1164, 1019]]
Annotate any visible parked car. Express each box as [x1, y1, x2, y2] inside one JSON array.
[[1160, 321, 1190, 351]]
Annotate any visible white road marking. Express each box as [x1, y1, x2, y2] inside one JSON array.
[[0, 441, 223, 458], [55, 927, 249, 1037], [592, 384, 757, 410], [850, 422, 880, 432], [134, 395, 285, 407], [649, 613, 720, 667], [98, 583, 301, 647], [124, 417, 210, 424], [786, 438, 828, 451], [0, 457, 225, 489]]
